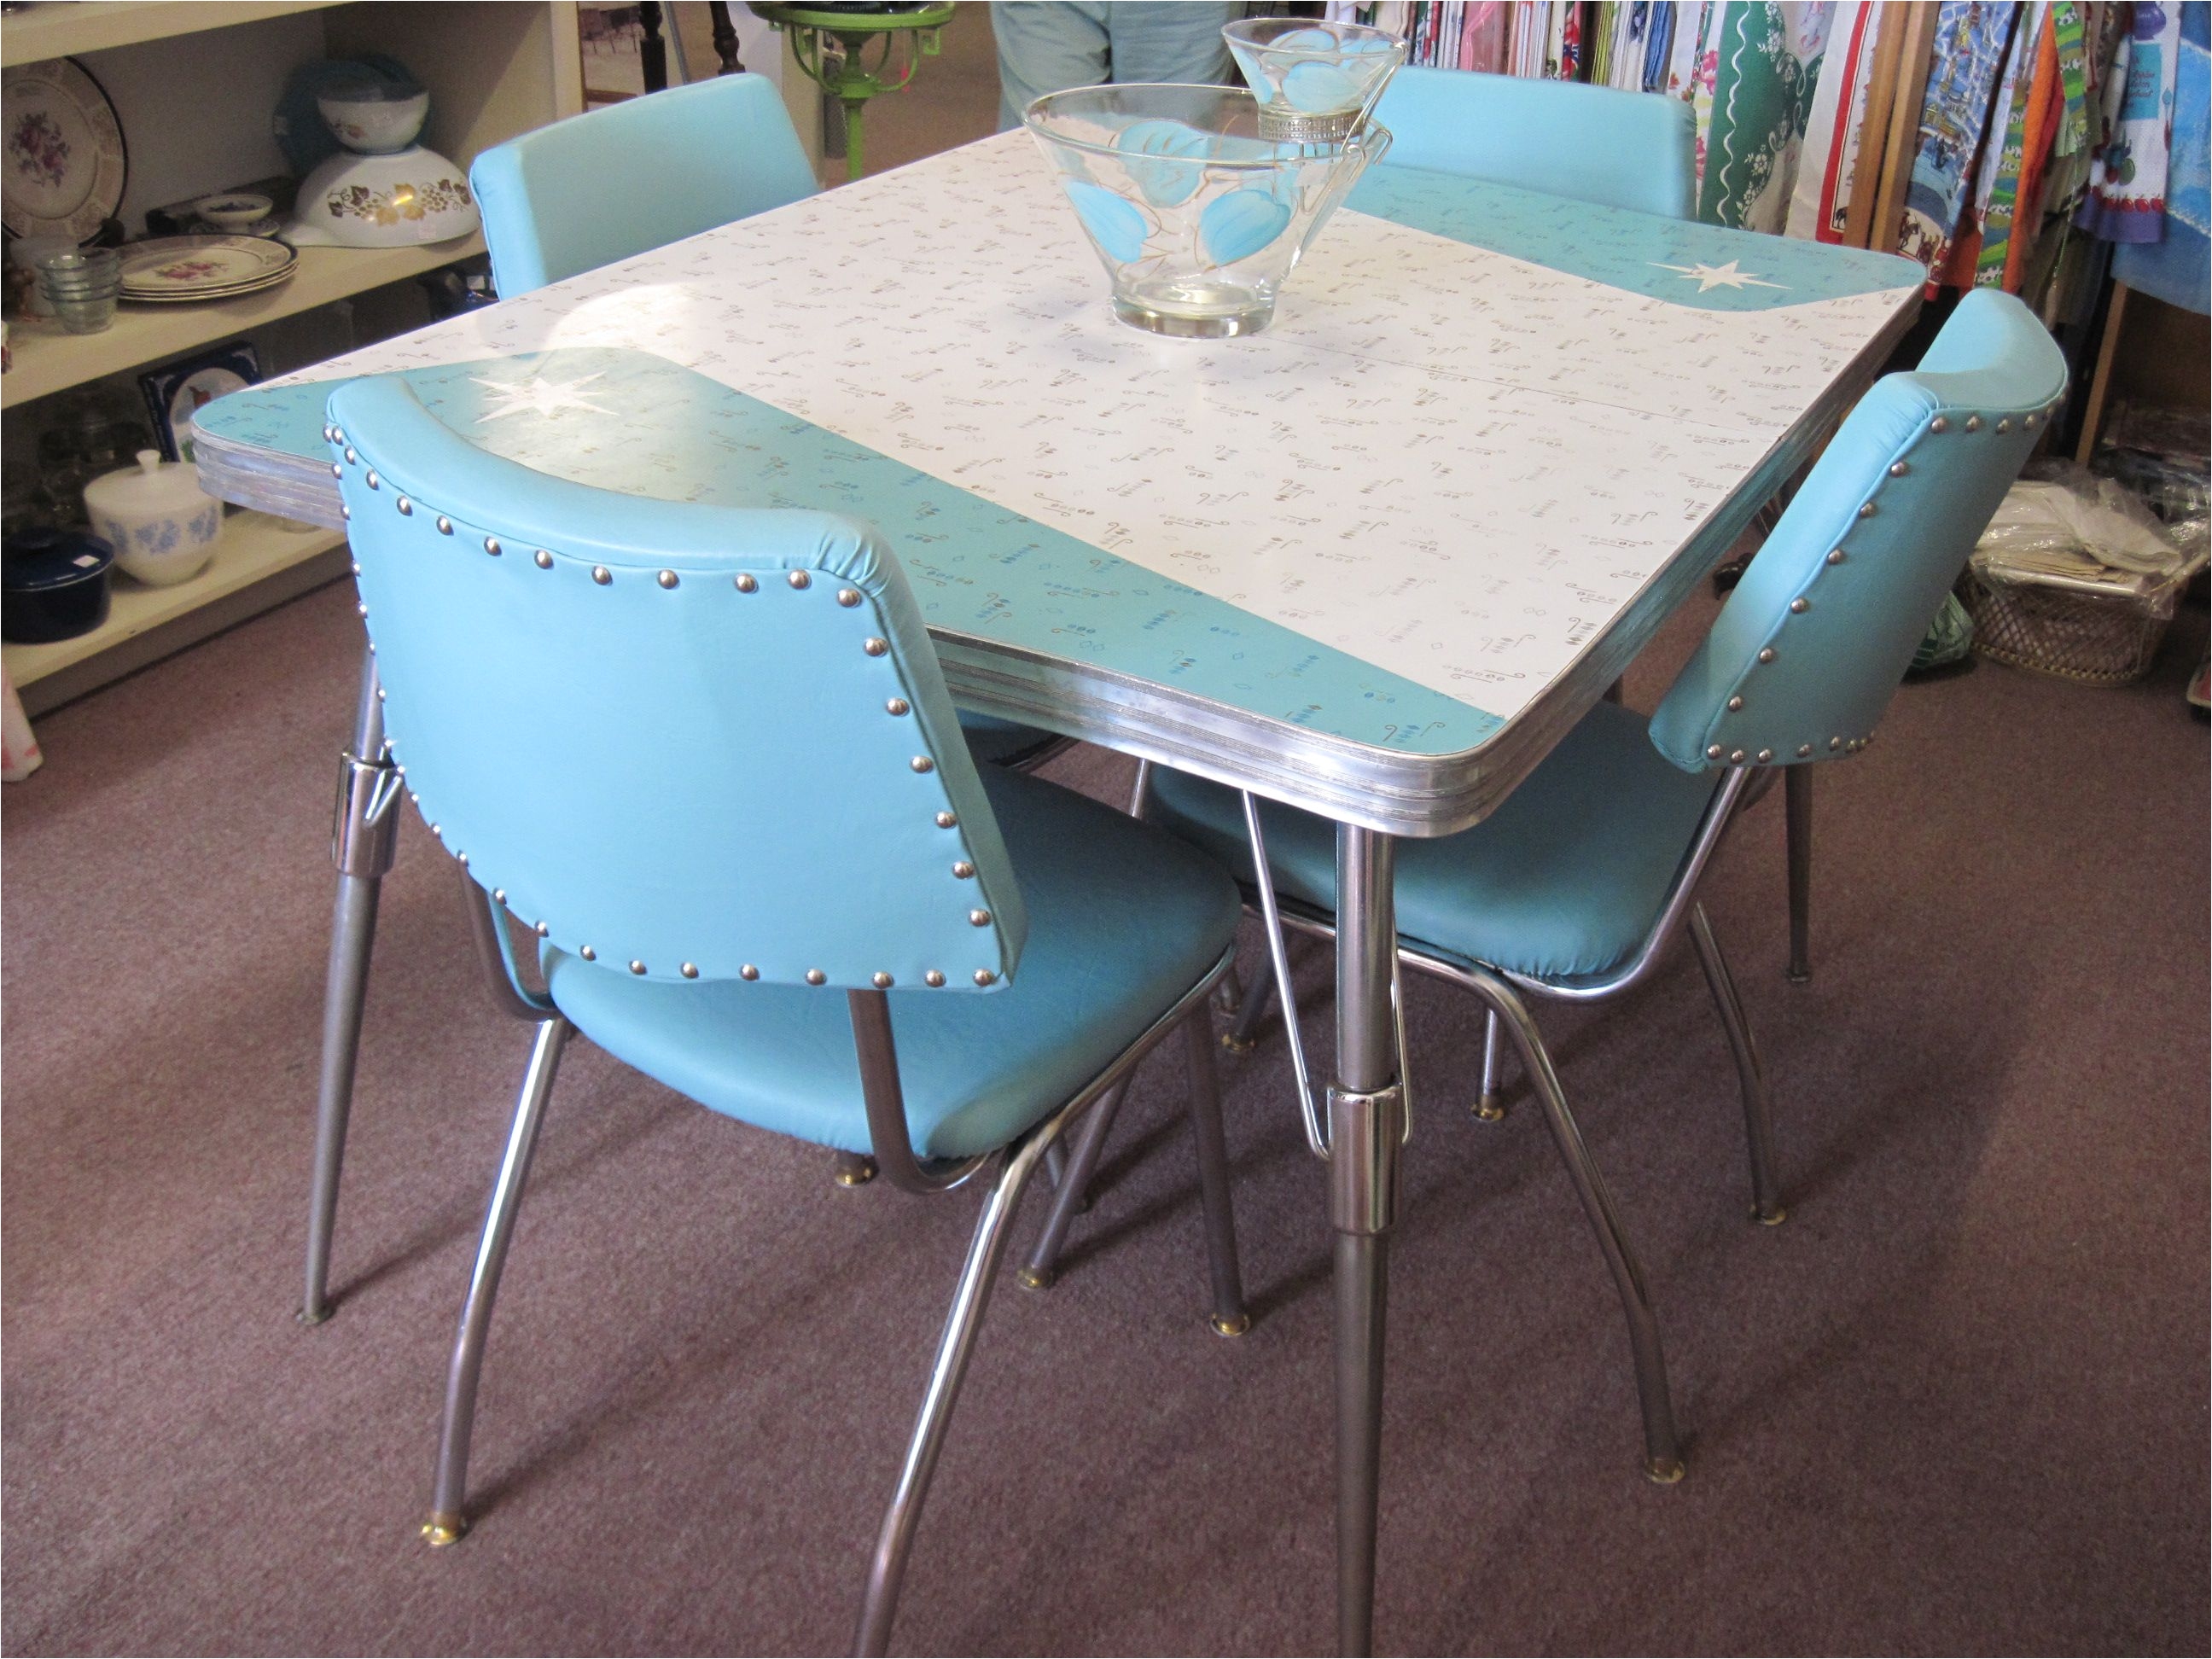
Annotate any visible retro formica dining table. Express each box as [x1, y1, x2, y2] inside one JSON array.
[[194, 130, 1924, 1655]]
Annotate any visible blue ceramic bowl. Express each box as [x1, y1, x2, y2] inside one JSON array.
[[1024, 84, 1391, 338]]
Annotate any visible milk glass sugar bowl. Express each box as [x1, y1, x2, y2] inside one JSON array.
[[1221, 17, 1407, 143], [1024, 84, 1391, 338], [83, 450, 222, 587]]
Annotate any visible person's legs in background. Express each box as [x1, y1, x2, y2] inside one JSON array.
[[993, 1, 1243, 131], [1099, 2, 1239, 87], [992, 2, 1112, 131]]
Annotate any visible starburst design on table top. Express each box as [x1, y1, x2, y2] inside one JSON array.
[[1650, 259, 1789, 292], [471, 371, 612, 421]]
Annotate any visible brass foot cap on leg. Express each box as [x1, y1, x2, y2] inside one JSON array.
[[295, 1305, 333, 1328], [1644, 1457, 1686, 1487], [1219, 1032, 1257, 1056], [1753, 1204, 1790, 1227], [420, 1511, 469, 1547], [1209, 1312, 1252, 1339], [833, 1157, 878, 1188], [1471, 1092, 1505, 1122], [1016, 1265, 1056, 1292]]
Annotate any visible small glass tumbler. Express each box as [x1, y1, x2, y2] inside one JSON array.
[[35, 249, 123, 335], [1221, 17, 1407, 144]]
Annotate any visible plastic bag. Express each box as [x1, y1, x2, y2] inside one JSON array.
[[1970, 461, 2209, 619]]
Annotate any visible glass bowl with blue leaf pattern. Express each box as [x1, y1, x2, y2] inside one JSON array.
[[1024, 84, 1392, 339], [1221, 17, 1407, 143]]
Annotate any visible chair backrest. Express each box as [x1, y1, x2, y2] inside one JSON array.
[[469, 73, 817, 296], [1650, 288, 2068, 772], [325, 375, 1027, 992], [1370, 66, 1695, 219]]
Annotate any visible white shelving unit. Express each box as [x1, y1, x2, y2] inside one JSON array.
[[0, 2, 346, 67], [3, 235, 486, 410], [4, 1, 582, 715], [5, 513, 350, 709]]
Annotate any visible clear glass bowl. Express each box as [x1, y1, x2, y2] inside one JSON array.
[[1221, 17, 1407, 143], [1024, 84, 1390, 339]]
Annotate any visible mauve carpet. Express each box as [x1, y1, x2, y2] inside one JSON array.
[[3, 577, 2205, 1656]]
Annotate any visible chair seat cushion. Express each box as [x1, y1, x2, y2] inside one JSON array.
[[544, 766, 1240, 1158], [957, 711, 1061, 768], [1146, 701, 1720, 983]]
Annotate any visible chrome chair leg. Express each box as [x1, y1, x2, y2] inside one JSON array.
[[1463, 968, 1685, 1484], [302, 651, 402, 1327], [1214, 962, 1244, 1018], [1042, 1138, 1070, 1193], [1181, 1010, 1250, 1337], [1687, 904, 1787, 1225], [1785, 765, 1813, 983], [854, 1132, 1050, 1656], [1220, 968, 1274, 1054], [422, 1016, 570, 1546], [1016, 1080, 1127, 1289], [1474, 1010, 1505, 1121]]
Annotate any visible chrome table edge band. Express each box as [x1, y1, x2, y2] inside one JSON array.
[[191, 307, 1910, 839]]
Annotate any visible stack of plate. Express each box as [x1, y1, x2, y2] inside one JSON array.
[[119, 236, 298, 305]]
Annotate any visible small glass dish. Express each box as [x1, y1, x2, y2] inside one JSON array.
[[1024, 84, 1390, 338], [1221, 17, 1407, 144], [34, 249, 122, 335]]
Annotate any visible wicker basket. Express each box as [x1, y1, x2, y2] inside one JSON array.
[[1960, 567, 2170, 685]]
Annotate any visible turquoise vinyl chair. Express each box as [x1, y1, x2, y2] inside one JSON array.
[[1122, 290, 2064, 1481], [470, 73, 1057, 789], [469, 71, 1062, 806], [1369, 65, 1697, 219], [324, 375, 1249, 1654], [469, 73, 818, 297]]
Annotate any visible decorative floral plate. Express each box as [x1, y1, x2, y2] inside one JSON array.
[[2, 58, 127, 242], [119, 236, 297, 300]]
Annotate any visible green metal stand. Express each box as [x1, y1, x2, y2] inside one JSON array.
[[754, 3, 958, 183]]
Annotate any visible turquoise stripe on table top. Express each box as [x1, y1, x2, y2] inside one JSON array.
[[1349, 165, 1925, 311], [195, 347, 1503, 758]]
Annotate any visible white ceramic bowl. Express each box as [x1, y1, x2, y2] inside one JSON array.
[[83, 450, 222, 586], [317, 86, 429, 154], [287, 147, 480, 247]]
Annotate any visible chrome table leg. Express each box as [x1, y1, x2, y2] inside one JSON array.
[[422, 1016, 570, 1545], [1785, 765, 1813, 983], [855, 1132, 1050, 1656], [300, 649, 401, 1327], [1331, 825, 1402, 1658], [1688, 904, 1787, 1225]]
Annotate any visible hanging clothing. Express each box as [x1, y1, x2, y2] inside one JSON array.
[[2112, 0, 2210, 311], [2080, 0, 2187, 241], [1787, 0, 1886, 242], [1698, 2, 1833, 231], [1460, 1, 1511, 73], [1641, 0, 1674, 91], [1899, 1, 2023, 276], [1971, 3, 2055, 287], [1665, 0, 1710, 101]]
